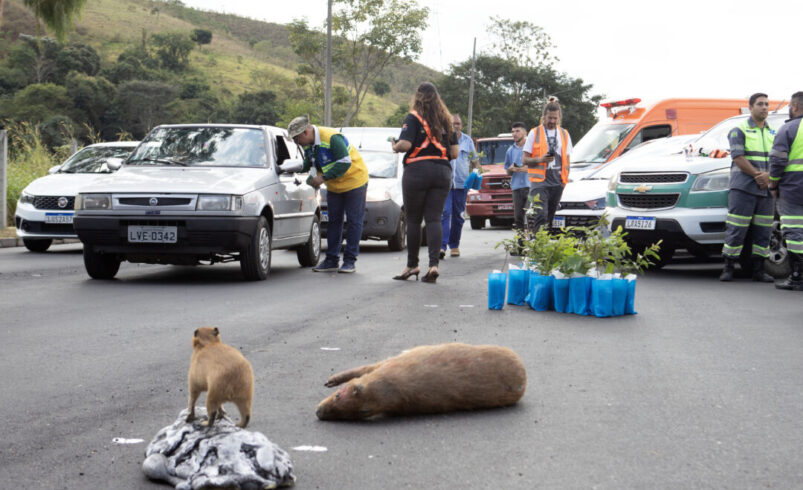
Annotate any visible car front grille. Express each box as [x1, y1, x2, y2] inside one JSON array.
[[559, 201, 588, 210], [618, 193, 680, 209], [484, 177, 511, 189], [619, 173, 688, 184], [118, 197, 192, 206], [555, 215, 600, 227], [34, 196, 75, 210]]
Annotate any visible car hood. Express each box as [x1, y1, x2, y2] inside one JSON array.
[[77, 166, 272, 194], [617, 155, 730, 175], [561, 179, 608, 202], [23, 173, 113, 196]]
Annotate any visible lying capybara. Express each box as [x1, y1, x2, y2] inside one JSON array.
[[187, 327, 254, 428], [316, 343, 527, 420]]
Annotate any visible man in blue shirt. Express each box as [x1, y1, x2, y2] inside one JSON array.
[[504, 122, 529, 234], [441, 114, 480, 258]]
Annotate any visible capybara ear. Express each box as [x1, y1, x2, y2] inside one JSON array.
[[352, 384, 363, 396], [193, 329, 199, 337], [213, 327, 220, 336]]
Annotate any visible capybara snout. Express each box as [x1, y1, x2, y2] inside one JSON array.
[[317, 343, 526, 420]]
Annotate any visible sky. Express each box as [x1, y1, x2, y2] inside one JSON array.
[[183, 0, 803, 106]]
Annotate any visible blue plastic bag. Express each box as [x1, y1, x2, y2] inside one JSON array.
[[552, 273, 570, 313], [625, 275, 638, 315], [507, 268, 529, 306], [568, 275, 592, 316], [591, 275, 613, 318], [527, 272, 553, 311], [488, 271, 507, 310], [611, 276, 627, 316], [465, 171, 483, 190]]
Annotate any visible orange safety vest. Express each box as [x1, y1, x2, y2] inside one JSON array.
[[405, 110, 448, 164], [527, 125, 570, 185]]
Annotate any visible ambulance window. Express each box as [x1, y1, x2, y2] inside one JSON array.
[[624, 125, 672, 152]]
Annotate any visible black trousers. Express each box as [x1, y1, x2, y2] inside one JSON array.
[[527, 185, 564, 231], [512, 187, 529, 231], [402, 161, 452, 268]]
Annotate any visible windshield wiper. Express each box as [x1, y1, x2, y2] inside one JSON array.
[[127, 157, 188, 166]]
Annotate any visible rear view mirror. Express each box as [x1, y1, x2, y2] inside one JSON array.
[[279, 158, 304, 174]]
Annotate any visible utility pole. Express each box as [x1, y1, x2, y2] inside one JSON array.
[[1, 130, 7, 229], [324, 0, 333, 126], [466, 38, 476, 136]]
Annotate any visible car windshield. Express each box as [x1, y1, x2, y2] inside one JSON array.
[[361, 150, 398, 178], [571, 123, 635, 164], [476, 139, 514, 165], [692, 113, 789, 154], [585, 136, 690, 180], [59, 146, 135, 173], [127, 127, 268, 167]]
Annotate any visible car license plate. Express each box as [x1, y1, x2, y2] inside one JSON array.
[[498, 203, 513, 210], [44, 213, 73, 224], [321, 210, 328, 222], [625, 217, 656, 230], [552, 216, 565, 228], [128, 226, 177, 243]]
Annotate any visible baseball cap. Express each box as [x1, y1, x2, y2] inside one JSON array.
[[287, 115, 310, 139]]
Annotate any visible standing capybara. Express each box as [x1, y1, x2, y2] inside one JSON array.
[[186, 327, 254, 428], [316, 343, 527, 420]]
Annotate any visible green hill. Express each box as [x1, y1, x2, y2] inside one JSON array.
[[1, 0, 442, 126]]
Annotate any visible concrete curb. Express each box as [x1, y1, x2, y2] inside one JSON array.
[[0, 237, 80, 248]]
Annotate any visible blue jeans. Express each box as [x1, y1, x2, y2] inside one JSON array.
[[326, 184, 367, 264], [441, 187, 468, 250]]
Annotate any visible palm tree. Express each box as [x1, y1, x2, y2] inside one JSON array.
[[22, 0, 88, 42]]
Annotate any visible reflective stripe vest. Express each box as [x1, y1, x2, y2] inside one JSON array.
[[527, 125, 570, 185], [316, 126, 369, 193], [739, 118, 774, 171], [405, 110, 448, 164], [788, 120, 803, 171]]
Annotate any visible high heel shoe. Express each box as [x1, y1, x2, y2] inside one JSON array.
[[421, 268, 439, 283], [393, 268, 419, 281]]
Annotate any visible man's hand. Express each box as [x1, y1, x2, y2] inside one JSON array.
[[542, 153, 556, 164], [754, 172, 770, 189], [309, 175, 325, 188], [770, 187, 779, 199]]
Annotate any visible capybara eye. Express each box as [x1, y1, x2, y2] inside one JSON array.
[[334, 393, 341, 400]]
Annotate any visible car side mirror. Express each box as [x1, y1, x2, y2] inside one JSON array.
[[48, 164, 62, 174], [107, 158, 123, 171], [278, 158, 305, 174]]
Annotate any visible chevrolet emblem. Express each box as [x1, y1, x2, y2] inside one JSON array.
[[634, 184, 653, 193]]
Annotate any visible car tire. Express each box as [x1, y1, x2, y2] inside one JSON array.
[[297, 215, 321, 267], [387, 213, 406, 251], [241, 216, 271, 281], [470, 216, 485, 230], [23, 238, 52, 252], [766, 220, 791, 278], [83, 247, 120, 279]]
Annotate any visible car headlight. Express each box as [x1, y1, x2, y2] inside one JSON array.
[[196, 195, 243, 211], [77, 194, 112, 210], [19, 191, 35, 205], [608, 173, 620, 192], [691, 168, 730, 192], [469, 192, 489, 202], [366, 188, 391, 202], [586, 197, 607, 210]]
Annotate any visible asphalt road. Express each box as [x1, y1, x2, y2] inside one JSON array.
[[0, 228, 801, 489]]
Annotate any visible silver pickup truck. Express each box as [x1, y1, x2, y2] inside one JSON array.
[[73, 124, 321, 281]]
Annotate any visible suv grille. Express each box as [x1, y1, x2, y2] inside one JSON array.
[[34, 196, 75, 210], [559, 202, 588, 210], [618, 193, 680, 209], [118, 197, 192, 206], [484, 177, 511, 189], [619, 173, 688, 184]]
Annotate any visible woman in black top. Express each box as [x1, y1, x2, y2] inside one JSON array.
[[390, 82, 459, 283]]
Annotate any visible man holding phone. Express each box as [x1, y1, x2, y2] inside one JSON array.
[[522, 100, 573, 232]]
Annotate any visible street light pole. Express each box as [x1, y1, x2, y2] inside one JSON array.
[[324, 0, 333, 126], [466, 37, 476, 137]]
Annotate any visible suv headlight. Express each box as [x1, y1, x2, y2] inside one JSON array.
[[19, 191, 35, 205], [77, 194, 112, 210], [586, 197, 606, 210], [196, 194, 243, 211], [607, 172, 620, 192], [691, 168, 730, 192]]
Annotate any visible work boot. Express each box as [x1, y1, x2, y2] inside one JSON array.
[[719, 257, 736, 282], [775, 254, 803, 291], [751, 257, 774, 282]]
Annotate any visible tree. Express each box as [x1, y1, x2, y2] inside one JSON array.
[[150, 32, 195, 71], [190, 29, 212, 47], [64, 72, 115, 130], [230, 90, 283, 126], [112, 80, 178, 138], [22, 0, 88, 42], [486, 16, 558, 69], [0, 82, 74, 124], [372, 80, 390, 96]]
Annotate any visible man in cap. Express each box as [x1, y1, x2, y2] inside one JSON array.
[[288, 115, 369, 273]]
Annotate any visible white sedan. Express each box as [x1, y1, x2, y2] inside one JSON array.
[[14, 141, 139, 252]]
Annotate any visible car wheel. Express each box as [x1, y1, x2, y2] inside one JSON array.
[[83, 247, 120, 279], [241, 216, 271, 281], [470, 216, 485, 230], [23, 238, 52, 252], [387, 213, 407, 251], [297, 215, 321, 267], [766, 220, 791, 278]]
